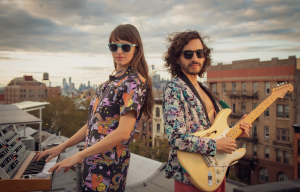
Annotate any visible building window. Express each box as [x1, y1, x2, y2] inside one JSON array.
[[253, 144, 257, 156], [156, 107, 160, 117], [24, 89, 26, 92], [143, 122, 146, 131], [260, 168, 269, 182], [253, 82, 258, 94], [278, 172, 288, 182], [222, 83, 226, 94], [21, 89, 23, 92], [157, 124, 160, 132], [242, 82, 246, 94], [232, 103, 236, 114], [253, 125, 257, 137], [264, 126, 269, 140], [284, 151, 289, 164], [241, 103, 246, 115], [21, 95, 22, 98], [276, 150, 282, 162], [298, 163, 300, 179], [32, 89, 35, 92], [264, 107, 269, 117], [298, 141, 300, 155], [265, 146, 269, 159], [277, 105, 289, 118], [265, 82, 270, 94], [41, 90, 44, 92], [149, 123, 152, 132], [232, 82, 236, 94], [253, 103, 257, 110], [29, 89, 31, 92], [242, 142, 246, 149], [211, 83, 217, 94], [277, 129, 289, 142]]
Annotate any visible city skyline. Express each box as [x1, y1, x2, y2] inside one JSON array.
[[0, 0, 299, 87]]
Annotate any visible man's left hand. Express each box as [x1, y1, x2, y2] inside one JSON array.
[[239, 114, 252, 138]]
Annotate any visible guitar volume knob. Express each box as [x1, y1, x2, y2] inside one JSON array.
[[216, 169, 221, 174], [215, 161, 219, 165], [217, 178, 221, 183]]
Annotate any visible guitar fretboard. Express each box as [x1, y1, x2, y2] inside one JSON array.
[[226, 93, 277, 139]]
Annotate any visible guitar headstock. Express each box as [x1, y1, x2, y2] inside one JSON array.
[[272, 82, 293, 99]]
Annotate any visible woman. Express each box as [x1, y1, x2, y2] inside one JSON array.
[[35, 24, 154, 192]]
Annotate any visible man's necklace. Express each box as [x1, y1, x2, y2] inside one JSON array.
[[197, 82, 206, 104]]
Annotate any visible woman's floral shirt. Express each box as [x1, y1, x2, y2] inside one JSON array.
[[81, 66, 147, 192], [163, 76, 221, 185]]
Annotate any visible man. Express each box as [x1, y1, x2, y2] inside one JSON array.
[[163, 31, 252, 192]]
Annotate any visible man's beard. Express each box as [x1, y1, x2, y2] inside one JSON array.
[[179, 61, 203, 75]]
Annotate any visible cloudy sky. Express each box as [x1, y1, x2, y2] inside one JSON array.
[[0, 0, 299, 88]]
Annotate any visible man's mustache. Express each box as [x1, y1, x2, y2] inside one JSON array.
[[188, 62, 201, 67]]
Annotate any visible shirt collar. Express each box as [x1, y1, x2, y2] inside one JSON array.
[[109, 66, 133, 81]]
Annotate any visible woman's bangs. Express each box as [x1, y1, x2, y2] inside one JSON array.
[[109, 26, 135, 44]]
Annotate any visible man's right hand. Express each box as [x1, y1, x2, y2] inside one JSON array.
[[216, 137, 237, 154], [34, 144, 65, 162]]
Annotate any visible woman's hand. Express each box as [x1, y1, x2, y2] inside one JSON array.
[[48, 153, 82, 173], [238, 114, 252, 138], [34, 144, 65, 162]]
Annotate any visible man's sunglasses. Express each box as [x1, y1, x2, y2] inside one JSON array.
[[108, 43, 137, 53], [182, 49, 207, 59]]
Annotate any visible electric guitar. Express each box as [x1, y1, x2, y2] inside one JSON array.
[[177, 82, 293, 192]]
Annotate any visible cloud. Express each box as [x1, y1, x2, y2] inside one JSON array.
[[0, 0, 299, 55]]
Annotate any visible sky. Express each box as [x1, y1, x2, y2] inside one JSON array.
[[0, 0, 299, 88]]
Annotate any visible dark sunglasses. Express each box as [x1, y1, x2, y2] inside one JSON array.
[[108, 43, 137, 53], [182, 49, 207, 59]]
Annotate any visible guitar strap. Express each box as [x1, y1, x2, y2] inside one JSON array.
[[179, 73, 231, 178]]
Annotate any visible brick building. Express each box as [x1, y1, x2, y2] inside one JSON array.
[[135, 100, 165, 147], [293, 58, 300, 179], [206, 56, 298, 185], [4, 75, 61, 104]]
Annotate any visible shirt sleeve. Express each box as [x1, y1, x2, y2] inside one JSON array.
[[163, 85, 217, 156], [119, 77, 147, 119]]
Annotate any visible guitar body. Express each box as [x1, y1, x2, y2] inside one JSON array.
[[177, 108, 246, 192]]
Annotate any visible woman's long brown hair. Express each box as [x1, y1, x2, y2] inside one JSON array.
[[109, 24, 154, 119]]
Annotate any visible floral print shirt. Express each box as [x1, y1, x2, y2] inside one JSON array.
[[81, 66, 147, 192], [163, 76, 221, 185]]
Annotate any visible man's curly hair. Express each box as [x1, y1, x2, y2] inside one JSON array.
[[163, 30, 212, 78]]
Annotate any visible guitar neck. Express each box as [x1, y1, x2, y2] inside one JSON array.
[[226, 93, 277, 140]]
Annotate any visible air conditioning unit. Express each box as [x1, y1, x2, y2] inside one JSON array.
[[265, 136, 269, 140], [21, 136, 35, 151]]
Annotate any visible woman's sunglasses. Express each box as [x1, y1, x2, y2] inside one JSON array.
[[108, 43, 137, 53], [182, 49, 207, 59]]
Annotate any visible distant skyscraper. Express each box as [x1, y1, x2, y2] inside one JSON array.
[[88, 81, 90, 88], [69, 77, 71, 90], [49, 81, 51, 87], [71, 83, 75, 90], [63, 78, 66, 90]]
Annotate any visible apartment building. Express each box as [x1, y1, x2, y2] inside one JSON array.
[[4, 75, 60, 104], [135, 100, 165, 147], [206, 56, 298, 185]]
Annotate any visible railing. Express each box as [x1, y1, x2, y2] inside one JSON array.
[[225, 90, 258, 99], [283, 92, 292, 100]]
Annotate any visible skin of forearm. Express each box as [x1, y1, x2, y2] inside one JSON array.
[[77, 127, 129, 159], [61, 124, 87, 149]]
